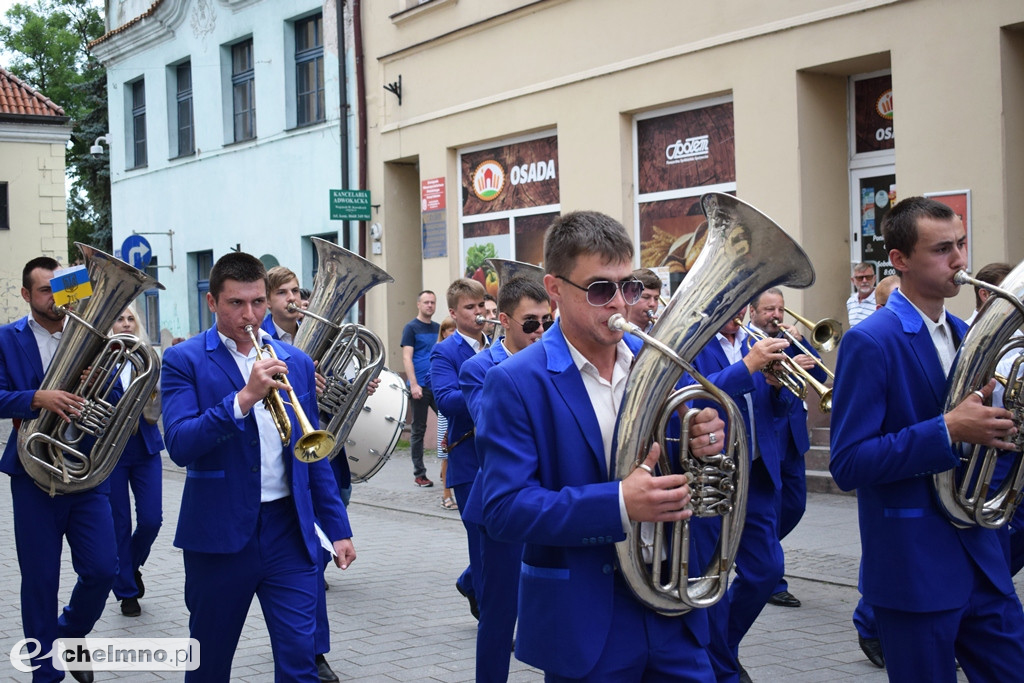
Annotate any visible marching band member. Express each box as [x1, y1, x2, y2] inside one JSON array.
[[689, 308, 790, 683], [429, 278, 489, 619], [0, 256, 116, 683], [108, 304, 164, 619], [830, 197, 1024, 682], [746, 289, 827, 611], [460, 276, 552, 682], [477, 211, 724, 681], [162, 252, 355, 682], [627, 267, 662, 332]]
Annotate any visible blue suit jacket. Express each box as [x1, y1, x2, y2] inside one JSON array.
[[477, 321, 707, 678], [161, 328, 351, 561], [458, 339, 510, 526], [430, 332, 483, 488], [830, 289, 1012, 612], [778, 339, 826, 458], [691, 335, 789, 489], [0, 316, 116, 492]]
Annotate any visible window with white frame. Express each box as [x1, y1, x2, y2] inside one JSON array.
[[231, 39, 256, 142], [175, 61, 195, 157], [295, 14, 325, 127], [130, 78, 147, 168]]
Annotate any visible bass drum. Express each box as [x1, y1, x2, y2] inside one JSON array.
[[345, 368, 409, 483]]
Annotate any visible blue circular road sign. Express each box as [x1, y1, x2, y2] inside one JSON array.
[[121, 234, 153, 269]]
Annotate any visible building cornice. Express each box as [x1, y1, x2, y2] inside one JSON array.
[[0, 120, 73, 144]]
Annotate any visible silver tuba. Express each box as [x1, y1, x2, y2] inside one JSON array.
[[290, 237, 394, 463], [485, 257, 545, 287], [18, 244, 164, 496], [611, 192, 816, 615], [934, 263, 1024, 528]]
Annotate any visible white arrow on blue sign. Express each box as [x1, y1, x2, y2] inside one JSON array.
[[120, 234, 153, 270]]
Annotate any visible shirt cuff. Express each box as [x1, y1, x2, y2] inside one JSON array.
[[618, 482, 630, 533], [233, 394, 248, 421]]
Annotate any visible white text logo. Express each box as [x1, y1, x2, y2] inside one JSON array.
[[665, 135, 710, 165]]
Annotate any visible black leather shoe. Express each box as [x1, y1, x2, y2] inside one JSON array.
[[315, 653, 339, 682], [768, 590, 801, 608], [738, 661, 753, 683], [455, 581, 480, 620], [134, 569, 145, 599], [121, 597, 141, 617], [858, 635, 885, 668], [68, 665, 94, 683]]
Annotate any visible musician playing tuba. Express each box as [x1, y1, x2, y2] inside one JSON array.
[[830, 197, 1024, 682], [475, 211, 725, 681], [626, 267, 663, 332], [0, 256, 119, 682]]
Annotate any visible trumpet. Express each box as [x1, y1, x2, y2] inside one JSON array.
[[244, 325, 336, 463], [475, 315, 500, 325], [745, 320, 833, 413], [784, 307, 843, 352]]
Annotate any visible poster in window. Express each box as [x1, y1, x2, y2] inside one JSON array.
[[460, 136, 559, 216], [854, 74, 894, 154], [638, 195, 713, 291], [858, 173, 897, 277], [636, 102, 736, 196], [463, 218, 510, 298], [514, 212, 558, 267]]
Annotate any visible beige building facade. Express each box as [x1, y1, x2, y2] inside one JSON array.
[[362, 0, 1024, 363], [0, 67, 72, 324]]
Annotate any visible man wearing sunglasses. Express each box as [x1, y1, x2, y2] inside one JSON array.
[[846, 262, 877, 327], [459, 276, 552, 683], [476, 211, 725, 681]]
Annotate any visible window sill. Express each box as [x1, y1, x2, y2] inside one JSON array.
[[391, 0, 456, 24]]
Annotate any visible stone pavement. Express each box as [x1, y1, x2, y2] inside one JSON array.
[[0, 425, 1016, 681]]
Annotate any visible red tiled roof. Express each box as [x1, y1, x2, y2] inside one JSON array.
[[88, 0, 164, 49], [0, 65, 66, 117]]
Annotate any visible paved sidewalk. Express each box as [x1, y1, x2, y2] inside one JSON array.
[[0, 424, 1015, 681]]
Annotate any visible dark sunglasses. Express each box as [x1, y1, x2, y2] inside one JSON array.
[[509, 316, 554, 334], [556, 275, 644, 306]]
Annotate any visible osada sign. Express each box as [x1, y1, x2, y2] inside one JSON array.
[[471, 159, 556, 201]]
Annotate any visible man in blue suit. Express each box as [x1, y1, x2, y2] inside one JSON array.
[[162, 252, 356, 682], [477, 211, 725, 681], [747, 288, 828, 610], [689, 309, 791, 682], [830, 196, 1024, 682], [460, 276, 552, 683], [0, 256, 116, 683], [430, 277, 488, 618]]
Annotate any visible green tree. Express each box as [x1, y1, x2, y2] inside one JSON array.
[[0, 0, 110, 258]]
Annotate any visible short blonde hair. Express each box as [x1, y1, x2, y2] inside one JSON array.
[[446, 278, 485, 311]]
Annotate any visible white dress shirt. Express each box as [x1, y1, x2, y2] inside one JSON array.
[[27, 317, 65, 373], [220, 329, 290, 502]]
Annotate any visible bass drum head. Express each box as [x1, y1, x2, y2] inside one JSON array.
[[347, 368, 409, 483]]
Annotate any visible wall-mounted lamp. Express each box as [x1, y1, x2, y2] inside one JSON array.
[[90, 134, 110, 155]]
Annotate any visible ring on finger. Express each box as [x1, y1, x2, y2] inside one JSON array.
[[972, 390, 985, 401], [708, 432, 717, 445], [637, 463, 654, 475]]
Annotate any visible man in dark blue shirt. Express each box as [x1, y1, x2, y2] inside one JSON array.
[[401, 290, 441, 487]]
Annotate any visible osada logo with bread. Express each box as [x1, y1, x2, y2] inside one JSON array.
[[471, 161, 505, 201]]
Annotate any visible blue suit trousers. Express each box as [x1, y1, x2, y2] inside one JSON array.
[[108, 440, 163, 600], [476, 526, 522, 682], [11, 475, 116, 682], [183, 498, 320, 682]]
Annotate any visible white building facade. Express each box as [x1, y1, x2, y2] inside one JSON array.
[[91, 0, 362, 340]]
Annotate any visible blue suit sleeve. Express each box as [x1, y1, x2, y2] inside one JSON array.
[[479, 362, 624, 546], [299, 360, 352, 541], [431, 342, 468, 420], [829, 328, 957, 490], [0, 343, 38, 420], [160, 345, 246, 467], [459, 354, 488, 427]]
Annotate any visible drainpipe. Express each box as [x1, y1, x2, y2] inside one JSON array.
[[352, 0, 368, 325]]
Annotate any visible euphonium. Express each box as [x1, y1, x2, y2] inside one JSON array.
[[243, 325, 335, 463], [611, 192, 815, 615], [934, 264, 1024, 528], [18, 244, 164, 496], [290, 237, 393, 463]]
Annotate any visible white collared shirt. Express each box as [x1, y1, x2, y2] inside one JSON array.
[[564, 337, 633, 534], [219, 329, 291, 502], [272, 319, 296, 345], [27, 316, 65, 372], [905, 298, 956, 376], [457, 329, 486, 352]]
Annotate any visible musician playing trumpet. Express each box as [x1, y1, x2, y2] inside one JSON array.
[[161, 252, 355, 681], [830, 197, 1023, 683], [626, 267, 662, 332], [476, 211, 725, 681]]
